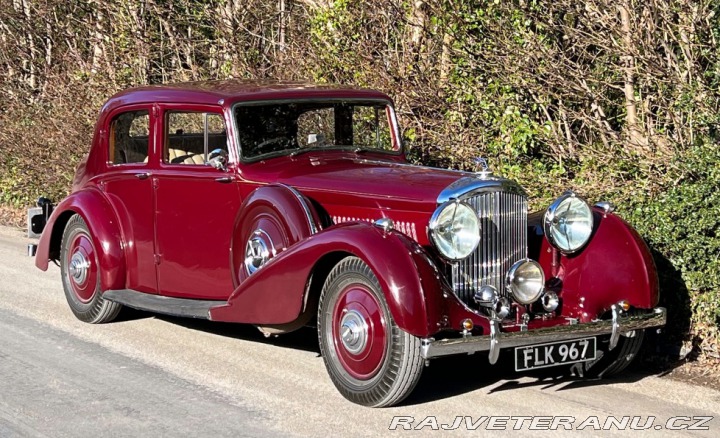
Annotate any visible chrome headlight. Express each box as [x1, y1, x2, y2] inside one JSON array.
[[507, 259, 545, 304], [543, 191, 594, 253], [428, 201, 480, 260]]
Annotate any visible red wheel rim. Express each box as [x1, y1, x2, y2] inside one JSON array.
[[332, 284, 388, 380], [66, 232, 97, 303]]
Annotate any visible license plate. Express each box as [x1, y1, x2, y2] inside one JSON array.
[[515, 337, 597, 371]]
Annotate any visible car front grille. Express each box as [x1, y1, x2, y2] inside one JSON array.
[[450, 190, 528, 306]]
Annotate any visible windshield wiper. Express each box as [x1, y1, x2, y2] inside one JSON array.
[[288, 146, 327, 157], [289, 145, 378, 157]]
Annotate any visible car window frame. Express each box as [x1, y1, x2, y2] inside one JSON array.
[[157, 103, 233, 170], [231, 98, 403, 163], [104, 104, 155, 168]]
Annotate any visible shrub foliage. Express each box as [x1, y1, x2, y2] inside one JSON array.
[[0, 0, 717, 355]]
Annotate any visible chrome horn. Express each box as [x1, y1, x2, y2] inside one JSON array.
[[474, 285, 510, 319]]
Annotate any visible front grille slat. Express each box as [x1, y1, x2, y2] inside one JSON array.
[[453, 191, 527, 305]]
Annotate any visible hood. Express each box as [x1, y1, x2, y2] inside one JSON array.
[[239, 153, 506, 245], [254, 154, 468, 211], [242, 151, 472, 245]]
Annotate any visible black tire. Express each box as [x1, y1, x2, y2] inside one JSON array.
[[574, 330, 645, 378], [318, 257, 424, 407], [60, 214, 122, 323]]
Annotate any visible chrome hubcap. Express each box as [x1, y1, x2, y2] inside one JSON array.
[[244, 230, 271, 275], [68, 251, 90, 285], [339, 310, 367, 354]]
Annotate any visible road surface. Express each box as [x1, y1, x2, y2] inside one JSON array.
[[0, 225, 718, 437]]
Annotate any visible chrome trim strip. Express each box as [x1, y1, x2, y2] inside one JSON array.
[[420, 307, 666, 360], [609, 304, 620, 350], [594, 201, 616, 216], [489, 319, 501, 365], [437, 176, 527, 204], [353, 158, 472, 175], [278, 183, 319, 235]]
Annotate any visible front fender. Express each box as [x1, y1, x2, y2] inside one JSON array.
[[210, 222, 448, 338], [35, 188, 125, 291], [536, 208, 659, 322]]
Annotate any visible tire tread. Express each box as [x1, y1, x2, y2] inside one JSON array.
[[318, 256, 424, 407], [61, 215, 122, 324]]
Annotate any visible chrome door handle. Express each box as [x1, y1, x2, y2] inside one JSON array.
[[135, 172, 151, 180], [215, 177, 233, 183]]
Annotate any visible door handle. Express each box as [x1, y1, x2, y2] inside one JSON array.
[[215, 176, 233, 183], [135, 172, 151, 180]]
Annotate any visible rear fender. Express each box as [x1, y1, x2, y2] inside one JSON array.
[[210, 222, 449, 338], [35, 188, 125, 291], [230, 184, 321, 287]]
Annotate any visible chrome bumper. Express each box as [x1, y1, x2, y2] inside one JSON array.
[[420, 307, 666, 362]]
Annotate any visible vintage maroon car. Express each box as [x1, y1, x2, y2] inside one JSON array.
[[32, 80, 666, 407]]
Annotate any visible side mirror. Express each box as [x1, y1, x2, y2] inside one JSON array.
[[208, 149, 228, 171]]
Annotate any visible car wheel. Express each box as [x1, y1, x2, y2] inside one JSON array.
[[317, 256, 424, 407], [574, 330, 645, 378], [60, 214, 122, 324]]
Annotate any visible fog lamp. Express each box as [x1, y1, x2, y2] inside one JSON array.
[[507, 259, 545, 304]]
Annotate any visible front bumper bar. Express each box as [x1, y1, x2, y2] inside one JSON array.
[[420, 307, 666, 362]]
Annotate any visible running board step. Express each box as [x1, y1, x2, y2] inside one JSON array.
[[103, 289, 226, 319]]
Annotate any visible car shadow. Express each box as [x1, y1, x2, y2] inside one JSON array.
[[113, 306, 155, 323], [642, 247, 695, 364], [153, 314, 322, 354], [402, 344, 690, 406], [108, 247, 694, 405], [117, 307, 692, 405]]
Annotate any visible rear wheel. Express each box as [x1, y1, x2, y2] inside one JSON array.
[[60, 215, 122, 323], [318, 257, 423, 407]]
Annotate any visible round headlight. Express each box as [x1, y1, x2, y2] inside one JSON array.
[[543, 192, 594, 253], [507, 259, 545, 304], [429, 201, 480, 260]]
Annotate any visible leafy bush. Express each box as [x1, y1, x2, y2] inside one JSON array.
[[624, 142, 720, 355], [0, 0, 718, 358]]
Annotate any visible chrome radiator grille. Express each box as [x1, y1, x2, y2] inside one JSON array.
[[451, 191, 528, 305]]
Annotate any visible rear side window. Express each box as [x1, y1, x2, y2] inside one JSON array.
[[165, 112, 227, 165], [109, 110, 150, 165]]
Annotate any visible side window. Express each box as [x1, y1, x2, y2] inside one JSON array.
[[109, 110, 150, 164], [165, 112, 227, 165]]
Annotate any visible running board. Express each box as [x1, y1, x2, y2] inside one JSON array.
[[103, 289, 226, 319]]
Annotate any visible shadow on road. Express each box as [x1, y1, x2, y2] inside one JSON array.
[[153, 314, 322, 354], [107, 244, 693, 405], [126, 307, 689, 406]]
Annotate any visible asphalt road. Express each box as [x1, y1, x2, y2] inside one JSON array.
[[1, 225, 719, 437]]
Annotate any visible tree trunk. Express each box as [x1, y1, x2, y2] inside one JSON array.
[[618, 2, 647, 151]]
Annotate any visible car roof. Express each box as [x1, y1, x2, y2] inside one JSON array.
[[103, 79, 393, 111]]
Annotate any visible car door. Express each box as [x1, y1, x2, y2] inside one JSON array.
[[154, 105, 241, 300], [101, 106, 158, 294]]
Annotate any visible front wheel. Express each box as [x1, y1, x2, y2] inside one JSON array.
[[318, 257, 424, 407], [60, 214, 122, 323], [574, 330, 645, 378]]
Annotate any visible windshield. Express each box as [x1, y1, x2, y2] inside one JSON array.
[[234, 100, 399, 159]]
